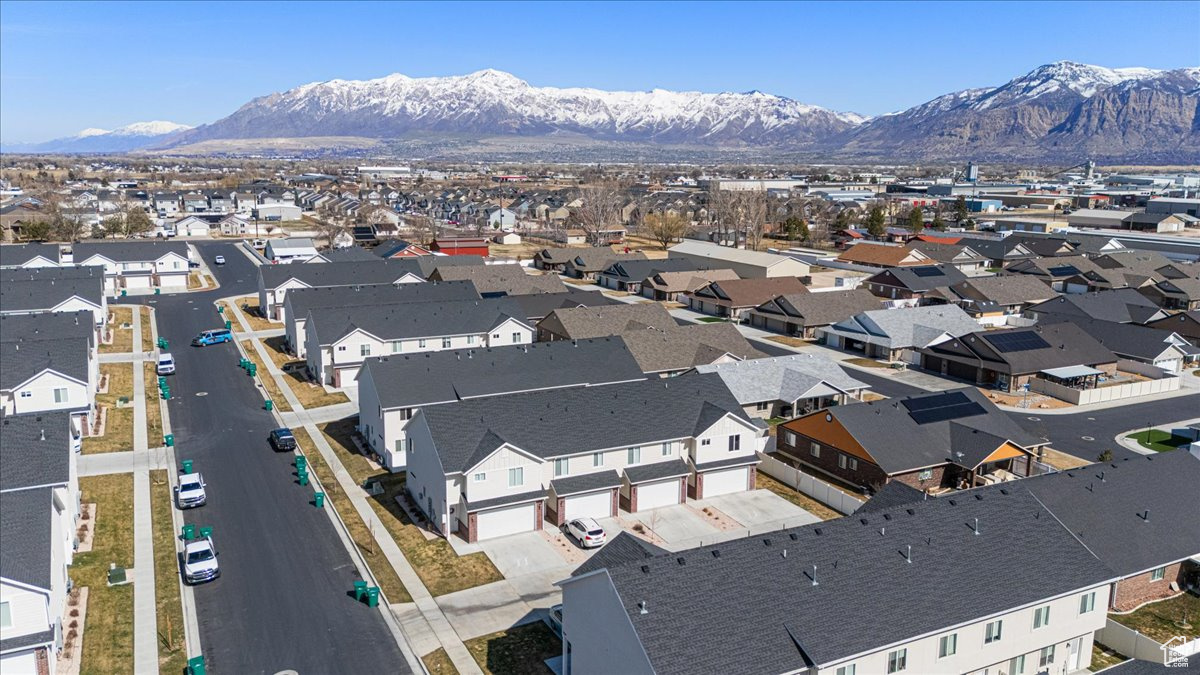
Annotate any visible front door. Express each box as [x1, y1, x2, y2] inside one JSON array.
[[1066, 638, 1081, 671]]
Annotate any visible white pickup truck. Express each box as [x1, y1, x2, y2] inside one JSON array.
[[183, 536, 220, 585], [176, 473, 206, 508]]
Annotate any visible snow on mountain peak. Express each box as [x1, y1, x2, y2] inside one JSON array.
[[970, 61, 1170, 110], [76, 128, 111, 138], [111, 121, 193, 136]]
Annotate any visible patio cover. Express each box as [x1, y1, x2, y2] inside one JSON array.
[[1040, 365, 1104, 379]]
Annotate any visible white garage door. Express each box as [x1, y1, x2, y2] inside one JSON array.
[[160, 273, 187, 288], [636, 479, 681, 511], [704, 467, 749, 498], [563, 491, 612, 521], [475, 503, 535, 541], [125, 275, 152, 288], [336, 366, 361, 388]]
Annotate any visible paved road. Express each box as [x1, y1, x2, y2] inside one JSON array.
[[140, 242, 407, 674], [1006, 391, 1200, 462]]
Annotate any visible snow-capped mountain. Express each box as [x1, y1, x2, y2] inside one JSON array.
[[834, 61, 1200, 162], [164, 69, 863, 148], [3, 121, 193, 154]]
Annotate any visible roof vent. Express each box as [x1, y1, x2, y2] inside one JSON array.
[[711, 550, 720, 558], [40, 429, 46, 441], [788, 533, 798, 541], [781, 549, 787, 559], [906, 508, 915, 515], [1141, 509, 1150, 522], [879, 527, 885, 537], [999, 488, 1010, 495], [973, 518, 981, 536], [859, 518, 869, 525], [882, 513, 892, 521], [904, 545, 912, 564], [676, 557, 686, 566], [813, 528, 822, 536], [640, 565, 650, 574], [809, 565, 818, 587], [948, 499, 958, 506], [762, 538, 772, 547], [638, 601, 649, 615]]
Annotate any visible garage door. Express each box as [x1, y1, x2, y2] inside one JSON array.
[[125, 275, 152, 288], [563, 491, 612, 521], [636, 479, 681, 511], [704, 467, 749, 498], [336, 366, 361, 388], [475, 503, 535, 541]]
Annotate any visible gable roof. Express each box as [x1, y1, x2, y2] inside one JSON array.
[[0, 243, 61, 266], [421, 373, 749, 473], [507, 289, 623, 322], [928, 321, 1118, 374], [1026, 288, 1165, 324], [619, 323, 767, 373], [668, 239, 799, 269], [1039, 316, 1200, 362], [0, 311, 95, 348], [572, 531, 669, 577], [0, 412, 73, 491], [867, 264, 968, 292], [837, 243, 931, 267], [689, 277, 808, 308], [752, 289, 883, 327], [1144, 310, 1200, 339], [587, 485, 1115, 672], [538, 302, 675, 340], [73, 240, 188, 263], [0, 486, 54, 591], [308, 297, 528, 346], [429, 264, 566, 295], [643, 269, 739, 294], [315, 246, 379, 263], [0, 337, 90, 390], [905, 240, 986, 264], [825, 304, 980, 349], [363, 337, 646, 409], [259, 258, 427, 290], [694, 354, 868, 404], [600, 258, 709, 282], [563, 249, 647, 273], [950, 275, 1057, 307], [286, 281, 480, 321]]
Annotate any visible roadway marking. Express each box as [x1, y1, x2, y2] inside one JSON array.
[[1081, 436, 1095, 441], [1027, 416, 1041, 421], [196, 392, 208, 397]]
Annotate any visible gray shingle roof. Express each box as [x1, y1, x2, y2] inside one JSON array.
[[0, 243, 60, 267], [308, 297, 528, 346], [825, 304, 980, 350], [317, 246, 379, 262], [507, 289, 622, 322], [1042, 316, 1199, 362], [619, 323, 766, 374], [421, 373, 748, 473], [600, 258, 709, 283], [73, 240, 188, 263], [751, 289, 882, 327], [363, 337, 645, 409], [623, 458, 691, 483], [950, 275, 1057, 307], [1026, 288, 1165, 324], [592, 485, 1115, 672], [551, 469, 623, 496], [538, 302, 675, 340], [694, 354, 868, 405], [0, 412, 74, 491], [430, 264, 566, 295], [0, 337, 90, 390], [572, 531, 668, 577], [0, 265, 105, 283], [854, 480, 925, 514], [0, 276, 105, 313], [926, 322, 1118, 375], [564, 249, 648, 273], [868, 264, 967, 292], [259, 259, 428, 291], [0, 627, 56, 653], [0, 311, 94, 348], [463, 488, 546, 512], [0, 487, 54, 590], [286, 280, 480, 322]]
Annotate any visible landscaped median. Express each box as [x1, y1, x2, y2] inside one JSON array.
[[291, 427, 411, 602], [1125, 428, 1192, 453], [234, 296, 277, 332], [149, 470, 187, 674], [319, 420, 504, 597], [259, 335, 350, 408], [216, 300, 248, 332], [421, 648, 458, 675], [100, 306, 135, 354], [75, 474, 135, 674], [139, 307, 154, 352], [83, 363, 135, 454], [239, 340, 293, 412], [144, 363, 163, 445]]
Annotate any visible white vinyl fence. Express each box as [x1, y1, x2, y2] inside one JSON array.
[[757, 452, 865, 515], [1096, 618, 1199, 662]]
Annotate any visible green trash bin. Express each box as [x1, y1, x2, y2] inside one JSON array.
[[182, 523, 195, 541], [295, 455, 307, 469], [218, 305, 224, 314], [264, 399, 273, 411], [181, 459, 193, 473], [225, 320, 232, 330], [314, 492, 325, 508], [366, 586, 380, 607], [120, 289, 127, 297], [158, 376, 166, 387], [298, 471, 309, 487], [353, 580, 368, 601], [239, 358, 249, 370], [165, 434, 175, 447], [199, 526, 213, 538], [162, 389, 171, 401], [248, 363, 257, 377], [155, 288, 161, 295], [187, 655, 206, 675]]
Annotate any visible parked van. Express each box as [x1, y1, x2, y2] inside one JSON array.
[[191, 329, 233, 347], [157, 353, 176, 375]]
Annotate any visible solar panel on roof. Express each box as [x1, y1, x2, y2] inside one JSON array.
[[988, 331, 1051, 353], [909, 402, 986, 425], [1047, 265, 1081, 277], [911, 267, 946, 277], [901, 391, 968, 412]]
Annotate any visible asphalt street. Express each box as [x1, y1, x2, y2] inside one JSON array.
[[140, 242, 407, 674]]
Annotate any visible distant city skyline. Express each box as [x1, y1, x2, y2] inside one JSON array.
[[1, 0, 1197, 142]]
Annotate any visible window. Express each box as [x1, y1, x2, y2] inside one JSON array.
[[838, 454, 857, 471], [493, 333, 500, 339], [1032, 605, 1050, 629], [399, 408, 413, 420], [701, 438, 711, 446], [592, 452, 604, 467], [835, 666, 855, 675], [473, 473, 486, 482], [467, 335, 476, 345], [554, 458, 569, 477], [0, 600, 10, 629], [512, 332, 521, 342], [395, 439, 403, 453], [627, 447, 641, 465], [360, 344, 371, 356], [661, 442, 671, 457], [20, 391, 32, 398], [917, 469, 934, 481], [728, 435, 741, 452], [508, 467, 523, 487], [337, 345, 347, 352], [809, 441, 821, 457], [1038, 645, 1054, 668], [886, 648, 906, 673], [755, 401, 770, 412], [418, 339, 427, 348], [937, 633, 957, 658], [442, 337, 452, 349], [1079, 591, 1096, 614], [784, 431, 797, 446], [1008, 655, 1025, 674], [1150, 566, 1167, 582], [984, 619, 1002, 644]]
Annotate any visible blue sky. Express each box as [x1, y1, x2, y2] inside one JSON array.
[[2, 0, 1198, 142]]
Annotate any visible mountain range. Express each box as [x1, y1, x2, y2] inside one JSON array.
[[3, 121, 193, 154], [9, 62, 1200, 162]]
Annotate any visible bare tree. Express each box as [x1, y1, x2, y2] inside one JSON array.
[[643, 212, 691, 250], [572, 183, 623, 246], [311, 212, 346, 248], [709, 189, 767, 250]]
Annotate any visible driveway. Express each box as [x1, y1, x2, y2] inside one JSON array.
[[694, 490, 822, 534], [479, 532, 565, 578], [630, 504, 719, 547]]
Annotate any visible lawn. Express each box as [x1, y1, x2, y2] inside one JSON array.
[[283, 368, 349, 409], [1089, 643, 1128, 671], [149, 470, 187, 674], [765, 335, 809, 348], [236, 296, 278, 332], [263, 335, 303, 370], [465, 622, 561, 675], [292, 427, 412, 603], [422, 648, 459, 675], [756, 472, 841, 521], [139, 307, 154, 352], [695, 316, 729, 323], [83, 363, 134, 454], [320, 420, 504, 596], [144, 363, 163, 447], [844, 357, 892, 369], [240, 340, 293, 412], [1126, 429, 1192, 453], [76, 474, 135, 675], [100, 306, 135, 354], [216, 300, 247, 332], [1111, 591, 1200, 645]]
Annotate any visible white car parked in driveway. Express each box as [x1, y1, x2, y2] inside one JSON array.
[[183, 536, 219, 584], [564, 517, 607, 548]]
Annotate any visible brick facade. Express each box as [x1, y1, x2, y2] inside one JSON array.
[[1111, 562, 1188, 611], [36, 646, 50, 675], [778, 432, 889, 492]]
